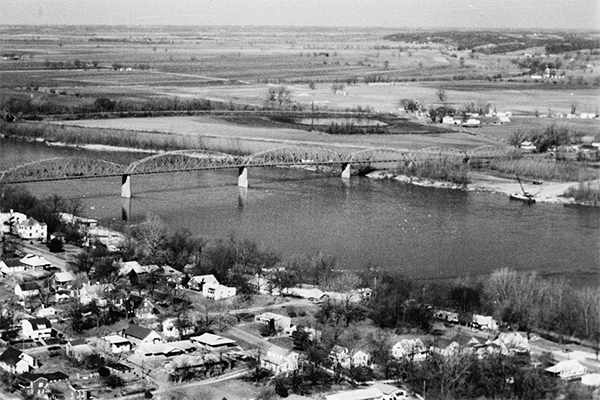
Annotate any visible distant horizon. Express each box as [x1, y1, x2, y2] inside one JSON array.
[[1, 0, 598, 31]]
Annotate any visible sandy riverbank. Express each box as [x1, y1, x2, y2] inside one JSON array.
[[367, 170, 592, 205]]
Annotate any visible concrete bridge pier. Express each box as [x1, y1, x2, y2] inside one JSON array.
[[238, 187, 248, 209], [121, 174, 131, 198], [341, 163, 351, 179], [121, 197, 131, 222], [238, 167, 248, 188]]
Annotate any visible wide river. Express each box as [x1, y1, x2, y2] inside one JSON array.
[[1, 138, 599, 285]]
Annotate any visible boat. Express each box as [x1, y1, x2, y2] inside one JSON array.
[[509, 192, 536, 204], [509, 174, 538, 204]]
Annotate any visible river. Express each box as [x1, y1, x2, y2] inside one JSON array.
[[1, 138, 598, 285]]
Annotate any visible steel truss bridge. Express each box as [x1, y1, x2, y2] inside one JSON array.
[[0, 145, 503, 197]]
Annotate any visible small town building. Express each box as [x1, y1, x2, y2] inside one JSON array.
[[0, 210, 27, 234], [261, 345, 299, 375], [15, 281, 40, 299], [20, 254, 51, 270], [190, 333, 237, 351], [369, 383, 408, 400], [136, 340, 197, 357], [326, 387, 383, 400], [0, 347, 37, 374], [121, 325, 163, 346], [0, 259, 28, 274], [471, 314, 498, 331], [188, 274, 219, 291], [21, 318, 53, 339], [17, 374, 48, 398], [546, 359, 588, 380], [16, 218, 47, 241], [50, 272, 75, 290], [255, 312, 292, 333], [161, 317, 194, 339], [282, 287, 325, 301], [392, 338, 427, 361], [99, 335, 132, 354], [78, 283, 114, 306], [202, 282, 236, 300], [65, 339, 94, 360], [64, 383, 89, 400], [134, 298, 157, 320]]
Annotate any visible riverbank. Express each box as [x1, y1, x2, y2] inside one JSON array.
[[366, 169, 591, 206]]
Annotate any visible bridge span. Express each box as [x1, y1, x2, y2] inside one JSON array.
[[0, 145, 492, 198]]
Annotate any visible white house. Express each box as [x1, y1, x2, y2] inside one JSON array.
[[546, 360, 588, 380], [20, 254, 51, 270], [21, 318, 53, 339], [282, 287, 325, 301], [78, 283, 114, 306], [202, 282, 236, 300], [261, 345, 299, 375], [190, 333, 237, 351], [369, 383, 409, 400], [0, 210, 27, 234], [1, 259, 27, 274], [472, 314, 498, 331], [100, 335, 132, 354], [188, 274, 219, 291], [392, 338, 427, 361], [494, 332, 530, 354], [16, 218, 47, 241], [0, 348, 37, 374], [50, 272, 75, 291], [462, 118, 481, 127], [162, 318, 194, 339], [255, 312, 292, 333], [15, 281, 40, 299], [326, 387, 383, 400]]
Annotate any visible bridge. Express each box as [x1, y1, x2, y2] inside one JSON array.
[[0, 145, 499, 198]]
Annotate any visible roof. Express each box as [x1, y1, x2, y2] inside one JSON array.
[[138, 340, 196, 356], [103, 335, 131, 345], [20, 372, 68, 383], [267, 345, 295, 357], [18, 218, 42, 227], [27, 318, 52, 330], [20, 254, 50, 267], [257, 311, 289, 321], [370, 383, 401, 395], [53, 272, 74, 283], [82, 283, 114, 296], [18, 281, 40, 291], [190, 274, 218, 284], [0, 347, 24, 366], [191, 333, 236, 347], [123, 325, 153, 340], [326, 388, 383, 400], [546, 359, 587, 374], [4, 259, 24, 267]]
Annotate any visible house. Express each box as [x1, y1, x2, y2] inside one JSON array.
[[351, 350, 372, 368], [37, 306, 58, 319], [121, 325, 163, 346], [323, 288, 371, 304], [520, 141, 537, 152], [20, 254, 51, 270], [134, 298, 157, 320], [261, 345, 299, 374], [15, 281, 40, 299], [16, 218, 47, 241], [282, 287, 325, 301], [326, 387, 383, 400], [392, 338, 427, 361], [99, 335, 132, 354], [59, 212, 98, 229], [255, 312, 292, 333], [203, 282, 236, 300], [329, 345, 349, 366], [190, 333, 237, 351], [50, 272, 75, 291], [18, 374, 48, 398], [369, 383, 409, 400], [434, 310, 459, 323], [442, 116, 459, 125], [78, 283, 114, 306], [65, 339, 93, 360], [0, 347, 37, 374], [124, 296, 158, 319], [55, 289, 73, 303], [21, 318, 53, 339], [161, 318, 194, 340], [136, 340, 197, 357], [0, 210, 27, 234], [1, 259, 28, 274], [64, 383, 89, 400], [18, 372, 68, 397], [494, 332, 530, 354], [462, 118, 481, 127], [471, 314, 498, 331], [546, 360, 588, 380], [188, 274, 219, 291]]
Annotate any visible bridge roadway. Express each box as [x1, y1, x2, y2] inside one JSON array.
[[0, 145, 500, 197]]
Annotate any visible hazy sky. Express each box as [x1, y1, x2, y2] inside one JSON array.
[[1, 0, 599, 30]]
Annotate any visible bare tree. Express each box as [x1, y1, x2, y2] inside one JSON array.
[[436, 87, 447, 102]]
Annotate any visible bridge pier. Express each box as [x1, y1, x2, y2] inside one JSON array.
[[238, 167, 248, 188], [121, 174, 131, 198], [341, 163, 351, 179], [121, 197, 131, 222]]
